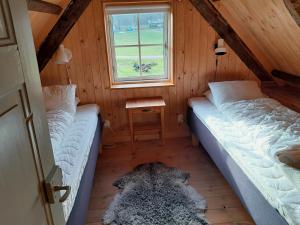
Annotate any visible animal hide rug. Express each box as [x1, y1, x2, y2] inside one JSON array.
[[103, 162, 210, 225]]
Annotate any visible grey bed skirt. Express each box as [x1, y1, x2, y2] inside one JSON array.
[[67, 115, 103, 225], [187, 107, 289, 225]]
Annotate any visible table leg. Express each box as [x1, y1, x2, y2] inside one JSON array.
[[128, 110, 135, 153], [160, 107, 165, 145]]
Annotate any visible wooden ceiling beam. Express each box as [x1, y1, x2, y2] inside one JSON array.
[[190, 0, 272, 81], [37, 0, 91, 71], [284, 0, 300, 27], [272, 69, 300, 83], [28, 0, 63, 15]]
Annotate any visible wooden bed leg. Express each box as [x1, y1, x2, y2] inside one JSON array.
[[191, 133, 199, 146]]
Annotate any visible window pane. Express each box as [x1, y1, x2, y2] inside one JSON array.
[[141, 46, 165, 77], [140, 13, 164, 45], [111, 14, 138, 46], [115, 47, 140, 79]]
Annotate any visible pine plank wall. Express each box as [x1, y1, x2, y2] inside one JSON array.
[[38, 0, 259, 143]]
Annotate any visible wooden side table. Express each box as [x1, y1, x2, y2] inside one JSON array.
[[126, 97, 166, 150]]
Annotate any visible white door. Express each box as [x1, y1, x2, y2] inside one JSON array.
[[0, 0, 66, 224]]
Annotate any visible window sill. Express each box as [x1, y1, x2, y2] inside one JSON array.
[[110, 81, 175, 89]]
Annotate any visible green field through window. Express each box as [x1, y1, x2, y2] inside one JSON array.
[[111, 12, 166, 80]]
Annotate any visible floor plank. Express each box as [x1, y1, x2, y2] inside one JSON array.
[[85, 137, 255, 225]]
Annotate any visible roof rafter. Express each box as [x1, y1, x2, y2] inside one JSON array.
[[37, 0, 92, 71], [190, 0, 272, 81], [28, 0, 63, 15], [272, 69, 300, 84]]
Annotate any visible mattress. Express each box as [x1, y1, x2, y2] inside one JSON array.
[[188, 97, 300, 225], [51, 104, 100, 220]]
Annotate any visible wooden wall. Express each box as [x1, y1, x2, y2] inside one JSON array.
[[212, 0, 300, 78], [29, 0, 69, 48], [37, 0, 258, 143]]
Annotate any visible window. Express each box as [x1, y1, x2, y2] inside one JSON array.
[[104, 2, 173, 88]]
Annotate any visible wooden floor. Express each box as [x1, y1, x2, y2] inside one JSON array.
[[86, 137, 255, 225]]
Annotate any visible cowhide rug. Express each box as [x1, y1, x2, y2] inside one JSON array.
[[103, 162, 210, 225]]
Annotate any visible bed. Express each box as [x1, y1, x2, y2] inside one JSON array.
[[47, 103, 103, 225], [187, 88, 300, 225]]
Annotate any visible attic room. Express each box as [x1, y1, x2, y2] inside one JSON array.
[[2, 0, 300, 224]]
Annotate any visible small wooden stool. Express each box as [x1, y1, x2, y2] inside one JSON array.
[[126, 97, 166, 152]]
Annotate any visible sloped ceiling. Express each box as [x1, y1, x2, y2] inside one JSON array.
[[212, 0, 300, 78], [29, 0, 69, 49], [29, 0, 300, 81]]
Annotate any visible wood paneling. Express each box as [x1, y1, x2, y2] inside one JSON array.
[[28, 0, 69, 48], [86, 137, 254, 225], [37, 0, 92, 71], [190, 0, 271, 81], [212, 0, 300, 80], [263, 82, 300, 113], [38, 0, 258, 143]]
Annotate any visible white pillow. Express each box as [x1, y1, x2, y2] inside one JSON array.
[[203, 90, 215, 105], [43, 84, 77, 114], [208, 80, 264, 108]]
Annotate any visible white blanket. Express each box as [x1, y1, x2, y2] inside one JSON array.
[[47, 104, 99, 220], [189, 97, 300, 225], [46, 109, 74, 153], [220, 98, 300, 190]]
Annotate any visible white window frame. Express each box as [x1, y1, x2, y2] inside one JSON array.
[[104, 2, 173, 88]]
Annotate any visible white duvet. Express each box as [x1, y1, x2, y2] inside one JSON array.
[[47, 109, 75, 153], [220, 98, 300, 190], [189, 97, 300, 225], [47, 104, 99, 220]]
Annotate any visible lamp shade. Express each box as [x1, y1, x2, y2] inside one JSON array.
[[55, 44, 72, 64], [214, 38, 227, 56]]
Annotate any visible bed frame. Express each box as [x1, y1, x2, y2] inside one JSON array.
[[67, 115, 103, 225], [187, 107, 289, 225]]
